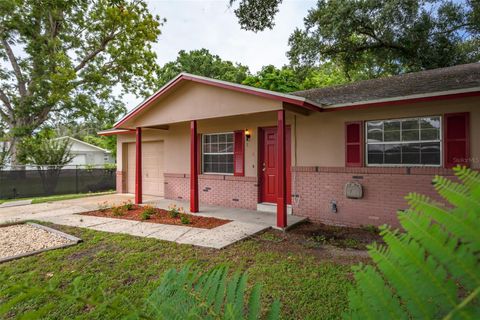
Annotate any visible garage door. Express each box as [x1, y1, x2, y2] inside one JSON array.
[[127, 141, 164, 196]]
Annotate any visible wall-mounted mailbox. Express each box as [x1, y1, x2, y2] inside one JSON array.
[[345, 181, 363, 199]]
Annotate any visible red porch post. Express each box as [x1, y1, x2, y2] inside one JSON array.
[[135, 127, 142, 204], [276, 110, 287, 228], [190, 120, 199, 212]]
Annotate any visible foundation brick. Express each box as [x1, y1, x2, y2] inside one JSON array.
[[290, 166, 457, 228], [164, 173, 258, 210], [163, 167, 467, 228]]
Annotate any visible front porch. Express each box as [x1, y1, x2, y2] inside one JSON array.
[[146, 197, 307, 230], [108, 74, 321, 229]]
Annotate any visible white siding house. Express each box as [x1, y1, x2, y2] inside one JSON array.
[[57, 137, 114, 166]]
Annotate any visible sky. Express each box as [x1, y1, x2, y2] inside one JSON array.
[[122, 0, 316, 109]]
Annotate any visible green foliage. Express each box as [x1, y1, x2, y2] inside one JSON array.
[[168, 204, 182, 218], [0, 224, 350, 318], [180, 214, 191, 225], [229, 0, 283, 32], [1, 264, 280, 319], [0, 0, 163, 162], [112, 205, 126, 217], [288, 0, 480, 77], [103, 163, 116, 170], [156, 49, 250, 87], [122, 200, 134, 211], [141, 205, 156, 218], [141, 205, 155, 220], [345, 166, 480, 319], [242, 65, 303, 93]]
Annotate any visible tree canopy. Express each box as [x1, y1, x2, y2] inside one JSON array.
[[289, 0, 480, 76], [242, 65, 302, 92], [0, 0, 163, 163], [156, 49, 250, 87]]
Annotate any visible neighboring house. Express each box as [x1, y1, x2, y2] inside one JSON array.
[[56, 136, 114, 166], [99, 63, 480, 228]]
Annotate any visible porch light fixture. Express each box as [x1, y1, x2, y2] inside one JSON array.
[[245, 129, 251, 141]]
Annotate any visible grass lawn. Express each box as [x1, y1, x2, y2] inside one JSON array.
[[0, 191, 115, 205], [0, 223, 366, 319]]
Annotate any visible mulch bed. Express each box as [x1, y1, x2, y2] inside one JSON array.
[[79, 205, 231, 229]]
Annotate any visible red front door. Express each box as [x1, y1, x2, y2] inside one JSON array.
[[259, 127, 291, 204]]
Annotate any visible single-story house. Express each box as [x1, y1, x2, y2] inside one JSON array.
[[99, 63, 479, 228], [56, 136, 114, 166]]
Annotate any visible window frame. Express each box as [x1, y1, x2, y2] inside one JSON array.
[[202, 132, 235, 175], [365, 115, 443, 167]]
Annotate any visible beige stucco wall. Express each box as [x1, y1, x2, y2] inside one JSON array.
[[296, 96, 479, 167], [116, 95, 480, 176], [124, 81, 283, 128]]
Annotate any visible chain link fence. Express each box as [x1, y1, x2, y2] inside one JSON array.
[[0, 165, 116, 200]]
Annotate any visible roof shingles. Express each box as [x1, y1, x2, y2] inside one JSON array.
[[292, 63, 480, 106]]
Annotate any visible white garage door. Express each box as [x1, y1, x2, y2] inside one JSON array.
[[127, 141, 164, 196]]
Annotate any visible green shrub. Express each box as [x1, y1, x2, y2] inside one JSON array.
[[112, 206, 125, 216], [180, 214, 190, 225], [344, 166, 480, 319], [123, 200, 134, 210], [168, 204, 182, 218], [141, 206, 156, 220]]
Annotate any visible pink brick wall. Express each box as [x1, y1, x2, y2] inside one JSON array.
[[290, 167, 455, 227], [163, 167, 462, 228], [164, 173, 258, 210]]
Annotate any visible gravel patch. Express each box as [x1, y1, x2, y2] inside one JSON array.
[[0, 224, 74, 260]]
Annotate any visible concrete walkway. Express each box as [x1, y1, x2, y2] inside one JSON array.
[[0, 194, 305, 249]]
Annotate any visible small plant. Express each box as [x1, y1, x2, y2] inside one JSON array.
[[141, 205, 156, 220], [361, 224, 379, 234], [168, 204, 183, 218], [97, 201, 109, 212], [341, 238, 360, 249], [180, 214, 190, 225], [103, 163, 116, 170], [112, 205, 126, 216], [122, 200, 134, 211]]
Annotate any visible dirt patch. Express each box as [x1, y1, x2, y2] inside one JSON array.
[[289, 222, 383, 250], [246, 221, 383, 265], [79, 205, 230, 229]]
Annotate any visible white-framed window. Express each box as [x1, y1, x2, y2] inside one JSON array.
[[202, 132, 234, 174], [366, 116, 442, 166]]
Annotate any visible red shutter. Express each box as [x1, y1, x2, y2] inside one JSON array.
[[233, 130, 245, 176], [197, 134, 202, 173], [345, 121, 363, 167], [444, 112, 470, 168]]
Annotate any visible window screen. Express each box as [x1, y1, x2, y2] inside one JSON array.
[[366, 116, 441, 166], [202, 133, 234, 174]]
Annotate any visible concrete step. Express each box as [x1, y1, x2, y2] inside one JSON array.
[[257, 202, 293, 215]]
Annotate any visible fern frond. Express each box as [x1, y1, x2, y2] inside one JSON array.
[[368, 242, 432, 318], [344, 264, 407, 320], [399, 210, 480, 291], [433, 175, 480, 212], [453, 166, 480, 190], [405, 193, 480, 248], [381, 228, 458, 315], [247, 284, 262, 320]]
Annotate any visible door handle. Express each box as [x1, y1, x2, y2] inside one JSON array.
[[262, 162, 266, 172]]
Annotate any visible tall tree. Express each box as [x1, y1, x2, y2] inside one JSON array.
[[288, 0, 480, 76], [242, 65, 303, 92], [156, 49, 250, 87], [0, 0, 163, 164]]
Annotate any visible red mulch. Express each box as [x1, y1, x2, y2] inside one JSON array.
[[79, 205, 231, 229]]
